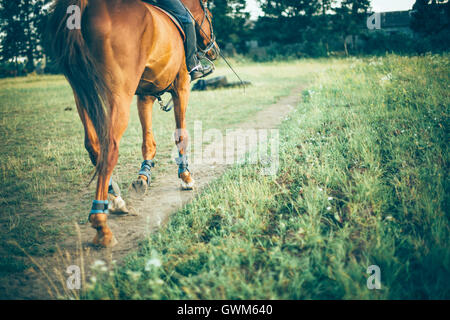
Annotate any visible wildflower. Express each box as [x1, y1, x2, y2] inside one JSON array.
[[145, 258, 162, 271], [328, 197, 334, 201], [91, 260, 106, 270], [148, 278, 164, 286], [326, 206, 331, 211], [126, 270, 142, 281], [380, 73, 392, 81]]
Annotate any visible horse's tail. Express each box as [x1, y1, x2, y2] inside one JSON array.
[[46, 0, 110, 179]]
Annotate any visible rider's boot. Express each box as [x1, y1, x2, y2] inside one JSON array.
[[184, 22, 213, 81]]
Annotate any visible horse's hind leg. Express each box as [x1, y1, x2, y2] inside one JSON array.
[[75, 95, 128, 215], [89, 93, 132, 247], [131, 95, 157, 195], [172, 71, 195, 190]]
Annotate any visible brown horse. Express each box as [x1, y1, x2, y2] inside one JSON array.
[[47, 0, 219, 247]]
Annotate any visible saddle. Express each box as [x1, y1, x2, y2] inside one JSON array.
[[141, 0, 186, 42], [136, 1, 189, 97]]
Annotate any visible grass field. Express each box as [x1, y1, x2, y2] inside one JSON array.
[[0, 55, 449, 299], [0, 60, 321, 280], [85, 55, 449, 300]]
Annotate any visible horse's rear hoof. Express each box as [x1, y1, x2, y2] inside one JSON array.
[[108, 195, 129, 215], [180, 171, 195, 190], [131, 177, 148, 195]]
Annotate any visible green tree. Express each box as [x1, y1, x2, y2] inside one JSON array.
[[317, 0, 336, 55], [0, 0, 50, 73], [209, 0, 250, 52], [411, 0, 449, 35], [259, 0, 320, 18], [255, 0, 321, 44], [332, 0, 371, 55]]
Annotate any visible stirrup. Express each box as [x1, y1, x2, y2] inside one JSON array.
[[190, 59, 215, 81]]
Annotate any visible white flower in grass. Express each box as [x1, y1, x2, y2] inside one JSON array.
[[145, 257, 162, 271], [126, 270, 142, 281], [91, 260, 106, 270], [328, 197, 334, 201], [380, 73, 392, 82], [326, 206, 332, 211], [93, 260, 105, 267], [149, 278, 164, 286]]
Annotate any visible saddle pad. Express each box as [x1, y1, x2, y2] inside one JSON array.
[[142, 3, 186, 42]]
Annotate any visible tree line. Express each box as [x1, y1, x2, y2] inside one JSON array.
[[216, 0, 449, 59], [0, 0, 449, 76]]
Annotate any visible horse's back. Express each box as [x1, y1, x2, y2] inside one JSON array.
[[82, 0, 184, 94]]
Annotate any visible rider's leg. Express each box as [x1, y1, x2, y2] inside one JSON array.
[[154, 0, 213, 80], [183, 21, 213, 80]]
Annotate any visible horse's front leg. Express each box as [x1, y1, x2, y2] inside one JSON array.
[[172, 71, 195, 190], [131, 95, 157, 195]]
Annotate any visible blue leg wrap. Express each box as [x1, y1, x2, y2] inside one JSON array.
[[108, 177, 120, 197], [175, 154, 190, 178], [89, 200, 109, 220], [108, 177, 115, 196], [138, 160, 155, 185]]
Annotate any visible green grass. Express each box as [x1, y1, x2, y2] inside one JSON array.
[[0, 60, 320, 276], [83, 54, 449, 299], [0, 55, 448, 299]]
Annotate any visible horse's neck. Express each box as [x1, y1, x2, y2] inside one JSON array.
[[181, 0, 201, 17]]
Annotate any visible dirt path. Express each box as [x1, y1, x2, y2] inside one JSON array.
[[1, 87, 302, 299]]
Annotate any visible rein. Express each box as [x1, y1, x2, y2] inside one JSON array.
[[196, 0, 216, 58], [190, 0, 246, 91]]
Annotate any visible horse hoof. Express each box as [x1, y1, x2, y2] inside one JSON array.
[[90, 214, 117, 248], [93, 231, 118, 248], [180, 171, 195, 190], [108, 194, 129, 215], [131, 177, 148, 195]]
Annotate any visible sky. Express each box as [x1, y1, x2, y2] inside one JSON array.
[[245, 0, 417, 20]]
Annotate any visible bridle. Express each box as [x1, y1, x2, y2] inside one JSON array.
[[194, 0, 217, 58], [189, 0, 244, 90]]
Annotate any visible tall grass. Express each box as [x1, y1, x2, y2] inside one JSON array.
[[84, 54, 449, 299]]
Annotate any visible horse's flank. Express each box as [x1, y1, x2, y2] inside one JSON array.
[[137, 2, 186, 95]]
